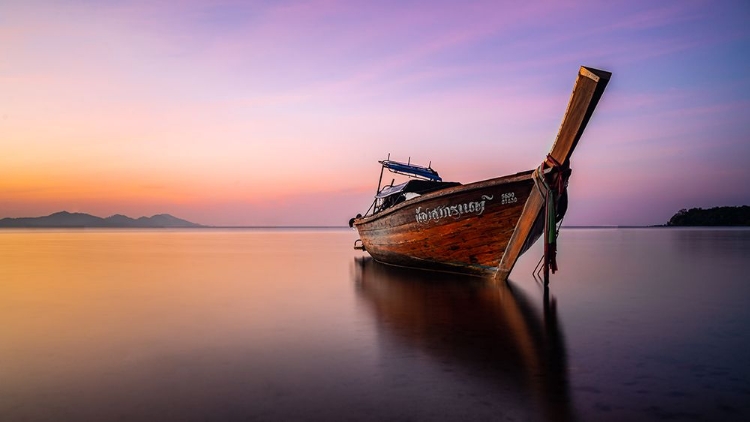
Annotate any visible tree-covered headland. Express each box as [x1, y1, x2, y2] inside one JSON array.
[[667, 206, 750, 226]]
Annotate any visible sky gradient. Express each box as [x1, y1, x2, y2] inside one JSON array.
[[2, 0, 749, 226]]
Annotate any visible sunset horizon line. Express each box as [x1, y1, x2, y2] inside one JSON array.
[[4, 208, 747, 229]]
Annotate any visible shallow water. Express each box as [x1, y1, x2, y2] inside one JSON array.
[[1, 228, 749, 421]]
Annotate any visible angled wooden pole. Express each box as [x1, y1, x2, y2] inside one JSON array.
[[495, 66, 611, 283]]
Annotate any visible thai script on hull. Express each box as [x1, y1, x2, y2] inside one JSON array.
[[415, 195, 494, 224]]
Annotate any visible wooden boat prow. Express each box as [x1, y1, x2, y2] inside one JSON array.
[[350, 66, 611, 283]]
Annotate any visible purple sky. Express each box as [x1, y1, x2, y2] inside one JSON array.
[[1, 0, 748, 225]]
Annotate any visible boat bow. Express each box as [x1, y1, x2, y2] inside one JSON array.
[[495, 66, 611, 282]]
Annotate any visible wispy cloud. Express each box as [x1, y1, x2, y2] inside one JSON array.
[[1, 0, 748, 224]]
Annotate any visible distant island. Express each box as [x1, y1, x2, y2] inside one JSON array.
[[0, 211, 203, 228], [667, 206, 750, 226]]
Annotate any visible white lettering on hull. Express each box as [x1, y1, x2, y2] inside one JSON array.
[[415, 195, 495, 224]]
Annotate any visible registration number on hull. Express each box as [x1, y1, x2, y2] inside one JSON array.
[[414, 192, 517, 224]]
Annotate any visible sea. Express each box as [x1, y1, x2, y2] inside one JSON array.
[[1, 227, 749, 421]]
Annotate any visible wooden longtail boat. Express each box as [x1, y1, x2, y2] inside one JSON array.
[[349, 66, 611, 283]]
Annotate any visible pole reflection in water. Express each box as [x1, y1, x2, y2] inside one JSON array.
[[352, 257, 573, 422]]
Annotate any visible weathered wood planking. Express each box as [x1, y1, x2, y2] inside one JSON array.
[[357, 173, 534, 275]]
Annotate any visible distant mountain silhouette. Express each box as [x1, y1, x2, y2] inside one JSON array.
[[0, 211, 203, 228]]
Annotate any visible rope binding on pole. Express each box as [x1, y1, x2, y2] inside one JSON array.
[[532, 154, 570, 283]]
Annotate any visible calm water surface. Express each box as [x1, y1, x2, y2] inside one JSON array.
[[1, 228, 749, 421]]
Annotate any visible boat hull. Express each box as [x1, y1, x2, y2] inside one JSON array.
[[354, 170, 542, 276]]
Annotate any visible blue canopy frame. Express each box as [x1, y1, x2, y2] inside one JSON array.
[[378, 159, 441, 182], [362, 156, 445, 217]]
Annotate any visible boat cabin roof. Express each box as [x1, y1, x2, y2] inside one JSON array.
[[376, 179, 461, 199]]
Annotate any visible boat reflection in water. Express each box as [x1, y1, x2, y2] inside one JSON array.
[[353, 257, 573, 421]]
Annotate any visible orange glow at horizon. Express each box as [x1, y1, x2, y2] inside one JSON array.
[[1, 1, 748, 226]]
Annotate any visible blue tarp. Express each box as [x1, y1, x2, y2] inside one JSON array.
[[380, 160, 441, 181]]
